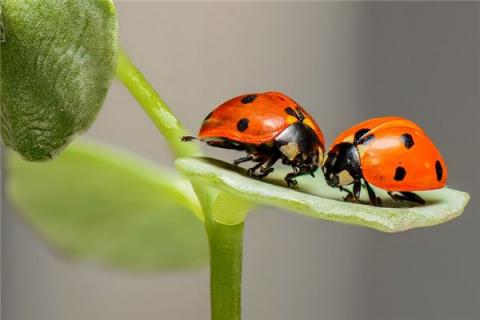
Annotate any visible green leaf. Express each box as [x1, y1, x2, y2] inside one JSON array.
[[0, 0, 118, 160], [176, 157, 470, 232], [8, 140, 208, 270]]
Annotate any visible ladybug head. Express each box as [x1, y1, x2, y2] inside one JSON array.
[[323, 142, 362, 187], [275, 122, 324, 170]]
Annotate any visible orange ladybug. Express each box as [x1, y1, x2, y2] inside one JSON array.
[[182, 92, 325, 186], [323, 116, 447, 205]]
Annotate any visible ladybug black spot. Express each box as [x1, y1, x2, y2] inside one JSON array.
[[354, 128, 370, 145], [394, 166, 406, 181], [435, 160, 443, 181], [237, 118, 249, 132], [401, 133, 415, 149], [241, 94, 257, 104], [202, 111, 213, 123], [284, 107, 297, 117]]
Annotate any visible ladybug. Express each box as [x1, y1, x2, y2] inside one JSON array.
[[323, 116, 447, 206], [182, 91, 325, 186]]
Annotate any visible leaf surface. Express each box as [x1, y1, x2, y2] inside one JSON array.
[[8, 141, 208, 270], [176, 157, 469, 232], [1, 0, 118, 160]]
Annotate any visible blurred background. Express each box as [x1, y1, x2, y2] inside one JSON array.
[[2, 2, 479, 319]]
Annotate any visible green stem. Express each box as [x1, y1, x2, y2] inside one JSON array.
[[115, 49, 201, 159], [117, 48, 245, 320], [205, 219, 244, 320]]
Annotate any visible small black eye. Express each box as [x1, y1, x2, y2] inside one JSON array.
[[331, 175, 340, 186]]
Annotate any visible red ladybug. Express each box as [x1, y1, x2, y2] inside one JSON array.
[[323, 116, 447, 205], [182, 91, 325, 186]]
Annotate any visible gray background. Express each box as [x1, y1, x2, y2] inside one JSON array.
[[2, 2, 479, 320]]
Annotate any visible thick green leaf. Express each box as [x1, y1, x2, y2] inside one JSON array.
[[1, 0, 118, 160], [8, 140, 208, 270], [176, 157, 470, 232]]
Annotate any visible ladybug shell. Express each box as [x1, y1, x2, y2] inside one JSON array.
[[336, 117, 447, 191], [332, 116, 424, 146], [198, 92, 325, 150]]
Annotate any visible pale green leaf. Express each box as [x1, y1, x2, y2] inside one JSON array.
[[1, 0, 118, 160], [176, 157, 470, 232], [8, 140, 208, 270]]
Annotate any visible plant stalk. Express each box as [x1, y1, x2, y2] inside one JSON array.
[[205, 219, 244, 320], [117, 48, 245, 320], [115, 49, 201, 159]]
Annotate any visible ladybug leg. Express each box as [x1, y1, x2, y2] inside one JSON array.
[[284, 173, 299, 187], [247, 161, 266, 177], [339, 186, 352, 195], [364, 180, 382, 206], [342, 181, 361, 203], [353, 181, 361, 199], [284, 164, 317, 187], [284, 165, 301, 186], [387, 191, 401, 202], [247, 154, 280, 179], [339, 186, 353, 201], [388, 191, 425, 205], [258, 154, 281, 177], [401, 192, 426, 205], [233, 155, 254, 166]]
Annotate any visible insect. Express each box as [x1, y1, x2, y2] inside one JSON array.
[[182, 91, 325, 186], [323, 116, 447, 206]]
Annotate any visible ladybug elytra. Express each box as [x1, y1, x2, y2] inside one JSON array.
[[323, 116, 448, 206], [182, 91, 325, 186]]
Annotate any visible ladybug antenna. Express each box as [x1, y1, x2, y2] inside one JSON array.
[[181, 136, 198, 142]]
